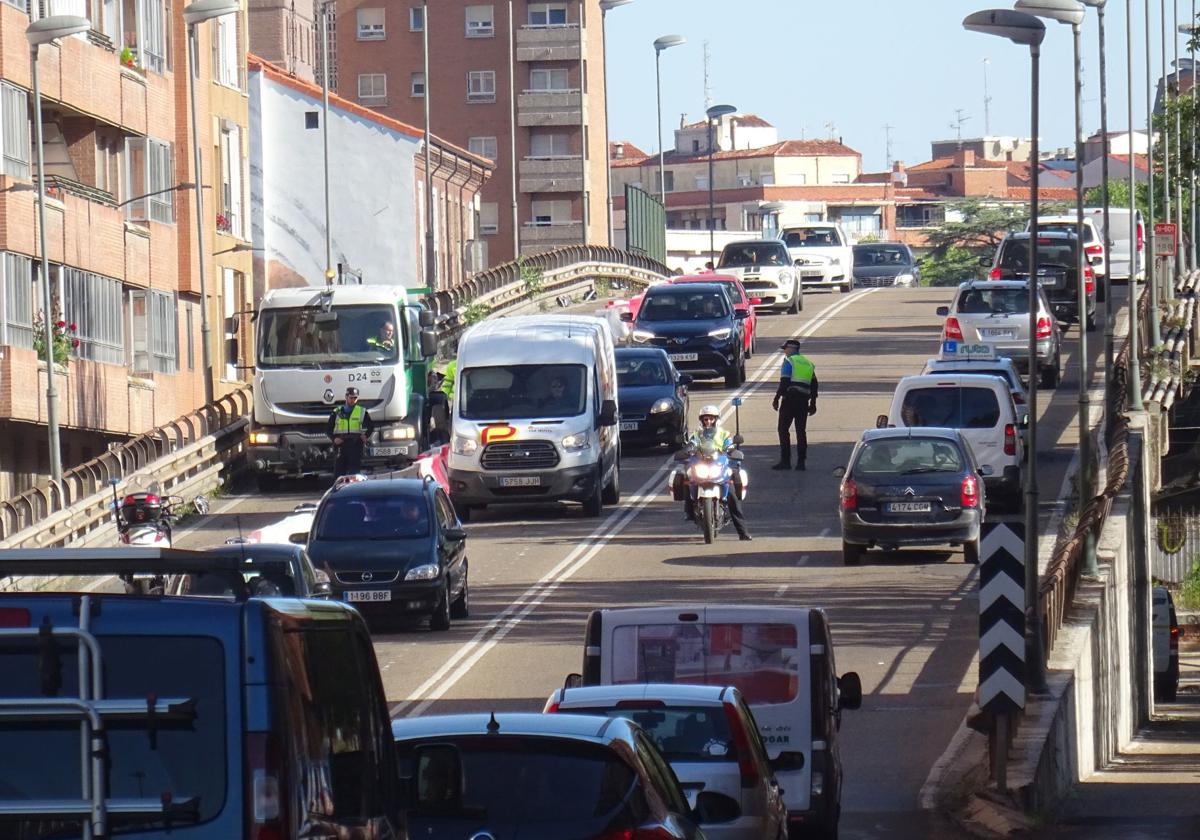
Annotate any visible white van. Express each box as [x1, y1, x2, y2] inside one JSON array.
[[447, 315, 620, 521], [1085, 207, 1144, 282], [574, 605, 862, 839], [881, 374, 1024, 512]]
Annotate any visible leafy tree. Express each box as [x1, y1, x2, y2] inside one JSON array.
[[1084, 179, 1150, 221], [918, 245, 982, 288], [923, 198, 1030, 256]]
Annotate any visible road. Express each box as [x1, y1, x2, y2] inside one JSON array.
[[176, 285, 1099, 838]]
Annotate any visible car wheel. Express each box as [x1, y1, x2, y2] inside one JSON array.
[[725, 362, 740, 388], [788, 282, 801, 314], [840, 279, 853, 294], [256, 473, 280, 493], [842, 540, 863, 565], [583, 468, 604, 517], [429, 580, 451, 631], [963, 538, 980, 565], [602, 461, 621, 505], [450, 565, 469, 619], [1040, 360, 1060, 390]]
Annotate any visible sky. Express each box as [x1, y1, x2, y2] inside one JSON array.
[[602, 0, 1194, 172]]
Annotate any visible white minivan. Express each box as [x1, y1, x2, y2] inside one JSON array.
[[1085, 207, 1144, 282], [447, 315, 620, 521], [880, 374, 1025, 512], [572, 605, 862, 839]]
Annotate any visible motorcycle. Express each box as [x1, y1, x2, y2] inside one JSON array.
[[109, 479, 183, 594], [668, 398, 750, 544]]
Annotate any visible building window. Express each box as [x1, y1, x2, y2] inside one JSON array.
[[468, 136, 498, 162], [529, 133, 571, 158], [465, 5, 494, 37], [409, 6, 423, 31], [95, 131, 123, 195], [410, 72, 425, 97], [694, 175, 708, 190], [480, 202, 499, 234], [62, 268, 124, 365], [0, 253, 34, 350], [467, 70, 496, 103], [896, 204, 946, 229], [0, 84, 30, 180], [831, 173, 850, 184], [219, 122, 244, 238], [530, 199, 570, 226], [358, 73, 387, 101], [124, 0, 169, 75], [124, 136, 174, 224], [212, 11, 240, 89], [529, 67, 569, 91], [760, 172, 775, 186], [656, 170, 674, 193], [129, 288, 177, 374], [357, 7, 385, 39], [528, 3, 568, 26]]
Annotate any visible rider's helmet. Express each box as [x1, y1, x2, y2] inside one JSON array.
[[698, 404, 720, 428]]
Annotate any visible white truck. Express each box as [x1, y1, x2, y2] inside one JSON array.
[[247, 284, 439, 490], [780, 223, 855, 293]]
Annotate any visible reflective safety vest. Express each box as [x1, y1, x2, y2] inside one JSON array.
[[784, 353, 815, 395], [441, 360, 457, 401], [690, 426, 734, 450], [331, 404, 366, 434]]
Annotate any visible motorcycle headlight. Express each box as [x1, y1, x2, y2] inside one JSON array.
[[562, 432, 590, 451], [707, 327, 733, 340], [650, 398, 675, 414], [249, 430, 279, 445], [381, 425, 416, 441], [404, 563, 440, 581], [452, 435, 478, 455], [631, 329, 655, 344]]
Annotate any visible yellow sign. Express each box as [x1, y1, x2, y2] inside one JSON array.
[[481, 425, 517, 445]]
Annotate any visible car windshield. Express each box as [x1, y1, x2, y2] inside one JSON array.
[[899, 387, 1001, 429], [718, 243, 787, 268], [955, 288, 1030, 315], [460, 364, 587, 420], [315, 494, 430, 540], [854, 439, 965, 475], [853, 245, 911, 267], [998, 240, 1077, 272], [617, 356, 670, 387], [258, 304, 400, 367], [639, 291, 729, 322], [568, 706, 738, 764], [783, 228, 838, 248]]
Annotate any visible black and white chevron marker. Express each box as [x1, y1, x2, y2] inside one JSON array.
[[979, 521, 1026, 714]]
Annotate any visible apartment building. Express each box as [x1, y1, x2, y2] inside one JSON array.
[[0, 1, 252, 496], [247, 0, 318, 82], [335, 0, 610, 267]]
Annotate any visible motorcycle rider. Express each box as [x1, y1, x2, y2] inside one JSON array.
[[685, 405, 752, 541]]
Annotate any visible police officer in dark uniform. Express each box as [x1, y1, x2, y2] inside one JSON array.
[[327, 387, 375, 477], [772, 338, 818, 470]]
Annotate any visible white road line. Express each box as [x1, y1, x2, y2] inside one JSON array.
[[818, 527, 830, 538], [797, 554, 810, 567], [390, 290, 879, 717], [774, 585, 788, 597]]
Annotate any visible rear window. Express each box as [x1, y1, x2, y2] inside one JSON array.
[[566, 706, 736, 763], [610, 623, 801, 705], [999, 240, 1077, 272], [899, 386, 1001, 429], [617, 355, 671, 387], [0, 634, 227, 833], [955, 287, 1029, 315], [315, 493, 430, 540], [853, 439, 965, 476], [1040, 222, 1094, 243]]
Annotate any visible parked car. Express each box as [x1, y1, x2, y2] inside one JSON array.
[[626, 283, 749, 386], [851, 242, 920, 287], [716, 239, 802, 314], [391, 712, 736, 839], [836, 427, 986, 565], [921, 354, 1030, 425], [1085, 206, 1144, 282], [544, 684, 790, 840], [615, 347, 691, 450], [881, 374, 1025, 512], [1153, 585, 1181, 702], [307, 475, 469, 630], [937, 279, 1063, 389], [670, 272, 760, 356], [0, 548, 403, 840], [1026, 214, 1107, 300], [990, 230, 1098, 331], [781, 223, 854, 293], [168, 541, 333, 598]]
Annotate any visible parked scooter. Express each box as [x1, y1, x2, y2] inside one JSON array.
[[668, 398, 749, 544]]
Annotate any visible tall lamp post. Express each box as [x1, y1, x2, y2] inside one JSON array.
[[600, 0, 633, 246], [1128, 0, 1146, 409], [316, 0, 334, 283], [184, 0, 240, 408], [653, 35, 685, 204], [1147, 0, 1163, 345], [964, 7, 1049, 696], [26, 14, 91, 483], [705, 103, 737, 264], [1182, 15, 1197, 269]]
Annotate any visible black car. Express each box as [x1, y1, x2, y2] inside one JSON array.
[[836, 427, 986, 565], [307, 476, 469, 630], [624, 283, 749, 386], [169, 542, 333, 598], [852, 242, 919, 287], [615, 347, 690, 450], [990, 230, 1097, 331]]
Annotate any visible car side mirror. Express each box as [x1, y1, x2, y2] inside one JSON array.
[[833, 466, 846, 478], [978, 464, 995, 477], [727, 449, 745, 461], [875, 414, 888, 429], [838, 672, 863, 711], [598, 399, 618, 427], [734, 310, 749, 320], [619, 311, 634, 322], [412, 744, 466, 813], [293, 502, 318, 513], [677, 373, 693, 385], [563, 672, 582, 689], [692, 790, 741, 825], [442, 526, 466, 542], [289, 532, 309, 545], [749, 297, 763, 306], [936, 306, 950, 317], [768, 751, 806, 773], [193, 495, 211, 516]]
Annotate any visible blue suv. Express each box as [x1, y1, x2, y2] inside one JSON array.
[[625, 282, 749, 387]]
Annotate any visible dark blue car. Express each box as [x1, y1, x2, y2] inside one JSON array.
[[615, 347, 691, 450], [624, 283, 749, 386]]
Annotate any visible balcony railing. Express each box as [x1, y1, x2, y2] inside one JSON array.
[[515, 24, 582, 61]]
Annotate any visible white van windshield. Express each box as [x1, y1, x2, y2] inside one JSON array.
[[610, 623, 800, 705], [461, 364, 587, 420]]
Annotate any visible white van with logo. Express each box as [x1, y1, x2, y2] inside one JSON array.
[[447, 315, 620, 521], [573, 605, 862, 839]]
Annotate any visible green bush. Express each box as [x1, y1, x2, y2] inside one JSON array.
[[1180, 562, 1200, 611]]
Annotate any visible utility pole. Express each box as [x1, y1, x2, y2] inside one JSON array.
[[884, 123, 894, 169], [702, 41, 712, 110], [982, 57, 993, 134]]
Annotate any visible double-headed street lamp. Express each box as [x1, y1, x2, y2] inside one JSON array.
[[706, 103, 737, 264], [653, 35, 685, 205], [26, 14, 91, 483], [963, 7, 1049, 698], [600, 0, 633, 246]]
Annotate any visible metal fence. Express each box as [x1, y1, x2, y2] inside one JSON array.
[[1151, 509, 1200, 583]]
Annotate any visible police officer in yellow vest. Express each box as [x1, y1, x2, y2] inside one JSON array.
[[327, 387, 375, 477], [772, 338, 818, 470]]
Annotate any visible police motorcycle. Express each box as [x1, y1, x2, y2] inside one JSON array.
[[108, 478, 203, 593], [668, 399, 749, 544]]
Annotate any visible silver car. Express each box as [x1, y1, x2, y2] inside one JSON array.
[[936, 280, 1063, 389], [545, 683, 789, 840]]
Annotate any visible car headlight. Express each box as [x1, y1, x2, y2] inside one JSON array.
[[404, 563, 440, 581], [650, 398, 675, 414], [452, 435, 478, 455], [562, 431, 591, 451], [777, 270, 792, 283], [631, 329, 655, 344], [248, 430, 279, 445], [707, 327, 733, 340], [895, 273, 915, 287], [381, 425, 416, 441]]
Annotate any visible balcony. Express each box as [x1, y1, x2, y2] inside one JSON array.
[[520, 221, 584, 253], [517, 90, 583, 127], [518, 157, 584, 193], [515, 25, 583, 62]]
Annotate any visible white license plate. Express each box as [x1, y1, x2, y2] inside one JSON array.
[[980, 329, 1016, 339], [619, 421, 640, 431], [669, 353, 698, 362], [887, 501, 932, 513], [800, 270, 825, 277], [345, 589, 392, 602], [371, 446, 405, 457], [501, 476, 541, 487]]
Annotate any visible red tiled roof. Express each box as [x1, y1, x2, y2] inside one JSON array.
[[609, 140, 648, 161], [612, 139, 861, 168], [1111, 153, 1150, 172], [855, 171, 893, 183], [909, 156, 1008, 171], [1007, 187, 1076, 201]]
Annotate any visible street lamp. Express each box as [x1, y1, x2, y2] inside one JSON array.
[[600, 0, 633, 246], [315, 0, 334, 284], [27, 13, 90, 484], [705, 103, 737, 264], [653, 34, 685, 205], [963, 7, 1048, 698], [184, 0, 239, 408], [1146, 0, 1163, 346], [1127, 0, 1145, 411], [1180, 18, 1197, 270]]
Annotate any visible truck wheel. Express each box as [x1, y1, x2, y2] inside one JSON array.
[[257, 474, 280, 493]]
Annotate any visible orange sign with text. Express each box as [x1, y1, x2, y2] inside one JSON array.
[[1155, 222, 1178, 257]]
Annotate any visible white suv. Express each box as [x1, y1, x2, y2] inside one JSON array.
[[781, 223, 854, 293]]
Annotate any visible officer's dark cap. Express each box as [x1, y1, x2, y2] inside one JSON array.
[[780, 339, 801, 350], [345, 387, 360, 397]]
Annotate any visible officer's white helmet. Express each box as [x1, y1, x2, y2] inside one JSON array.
[[699, 404, 720, 420]]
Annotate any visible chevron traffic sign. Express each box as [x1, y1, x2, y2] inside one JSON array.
[[979, 521, 1026, 714]]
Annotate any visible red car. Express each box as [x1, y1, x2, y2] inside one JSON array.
[[668, 273, 761, 357]]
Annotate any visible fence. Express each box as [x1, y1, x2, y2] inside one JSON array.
[[1151, 509, 1200, 583]]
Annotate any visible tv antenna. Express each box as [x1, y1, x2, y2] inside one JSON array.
[[950, 109, 971, 147], [702, 40, 712, 110], [884, 123, 894, 169], [824, 121, 837, 140], [982, 58, 992, 135]]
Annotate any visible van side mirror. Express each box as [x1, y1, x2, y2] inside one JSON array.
[[875, 414, 888, 429], [692, 790, 741, 825], [412, 744, 466, 813], [838, 672, 863, 711], [768, 751, 806, 772], [793, 259, 804, 268], [619, 311, 633, 323], [419, 329, 439, 358], [599, 399, 618, 426], [833, 466, 846, 478]]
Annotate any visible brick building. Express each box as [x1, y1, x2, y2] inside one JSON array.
[[247, 0, 318, 82]]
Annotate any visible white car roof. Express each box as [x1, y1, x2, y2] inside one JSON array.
[[555, 683, 730, 707], [896, 373, 1011, 391]]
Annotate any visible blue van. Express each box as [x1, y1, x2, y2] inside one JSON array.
[[0, 548, 402, 840]]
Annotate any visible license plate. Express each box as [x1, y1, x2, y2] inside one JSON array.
[[887, 501, 932, 513], [345, 589, 392, 602], [800, 270, 824, 277], [619, 421, 640, 431], [500, 476, 541, 487], [980, 328, 1016, 339], [371, 446, 405, 457], [669, 353, 698, 362]]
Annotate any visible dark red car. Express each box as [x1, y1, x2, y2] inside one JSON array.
[[668, 273, 761, 357]]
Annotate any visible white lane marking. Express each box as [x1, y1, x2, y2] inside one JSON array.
[[819, 527, 830, 538], [797, 554, 810, 567], [390, 289, 879, 716], [774, 585, 788, 597]]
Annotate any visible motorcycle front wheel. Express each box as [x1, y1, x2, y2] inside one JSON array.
[[702, 497, 718, 544]]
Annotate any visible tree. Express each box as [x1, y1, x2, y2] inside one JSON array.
[[923, 198, 1031, 257], [918, 245, 982, 288], [1084, 179, 1150, 221]]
